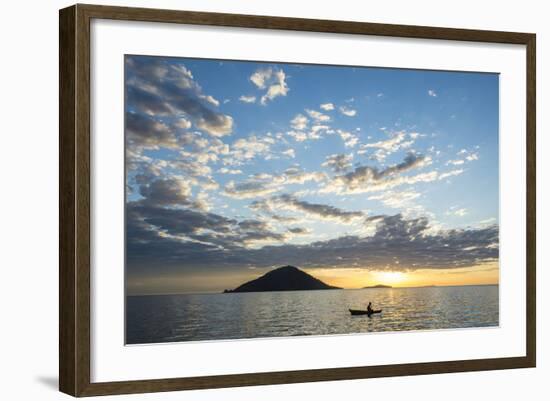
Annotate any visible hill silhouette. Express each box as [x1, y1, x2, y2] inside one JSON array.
[[224, 265, 340, 293]]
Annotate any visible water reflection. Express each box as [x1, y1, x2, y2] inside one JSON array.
[[126, 285, 499, 344]]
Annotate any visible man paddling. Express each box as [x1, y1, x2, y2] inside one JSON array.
[[367, 302, 374, 314]]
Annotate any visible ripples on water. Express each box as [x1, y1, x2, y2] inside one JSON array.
[[126, 286, 499, 344]]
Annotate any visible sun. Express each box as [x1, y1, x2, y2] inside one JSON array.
[[373, 271, 406, 285]]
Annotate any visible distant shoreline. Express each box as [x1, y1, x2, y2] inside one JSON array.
[[127, 283, 499, 297]]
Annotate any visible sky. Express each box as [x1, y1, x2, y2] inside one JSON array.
[[125, 55, 499, 295]]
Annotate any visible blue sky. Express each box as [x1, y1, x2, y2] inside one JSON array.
[[125, 55, 499, 294]]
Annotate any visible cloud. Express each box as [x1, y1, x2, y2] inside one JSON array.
[[446, 149, 479, 166], [320, 103, 334, 111], [251, 194, 364, 223], [282, 167, 327, 184], [290, 114, 309, 130], [126, 112, 178, 149], [310, 125, 330, 139], [222, 167, 326, 199], [127, 202, 294, 255], [287, 126, 329, 143], [250, 69, 271, 88], [321, 153, 434, 194], [168, 158, 212, 177], [447, 206, 468, 217], [306, 109, 331, 122], [368, 190, 422, 209], [337, 130, 359, 148], [357, 131, 414, 161], [339, 106, 357, 117], [322, 153, 354, 173], [287, 131, 308, 142], [239, 95, 256, 104], [282, 149, 296, 158], [250, 68, 289, 105], [138, 177, 204, 209], [287, 227, 311, 235], [456, 149, 479, 162], [125, 56, 233, 137], [224, 179, 281, 199], [218, 167, 243, 175], [195, 115, 233, 137], [478, 217, 497, 227], [224, 135, 275, 163], [200, 94, 220, 106], [439, 169, 464, 180], [175, 118, 192, 129], [361, 132, 407, 151], [127, 208, 499, 273], [169, 133, 232, 174], [287, 112, 333, 143], [428, 89, 437, 97], [238, 219, 271, 232]]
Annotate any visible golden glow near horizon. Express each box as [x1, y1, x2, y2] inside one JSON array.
[[127, 263, 499, 295], [372, 271, 407, 285], [307, 262, 499, 289]]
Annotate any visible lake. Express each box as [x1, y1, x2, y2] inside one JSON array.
[[126, 285, 499, 344]]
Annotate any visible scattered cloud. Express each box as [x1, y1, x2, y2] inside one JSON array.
[[223, 167, 326, 199], [175, 118, 192, 130], [125, 56, 233, 137], [125, 55, 499, 292], [447, 206, 468, 217], [357, 131, 414, 161], [224, 135, 275, 163], [337, 130, 359, 148], [218, 167, 243, 175], [282, 148, 296, 158], [439, 169, 464, 180], [200, 94, 220, 107], [224, 179, 281, 199], [128, 208, 499, 272], [136, 177, 212, 211], [320, 153, 436, 195], [446, 149, 479, 166], [239, 95, 256, 103], [282, 167, 327, 184], [251, 194, 364, 223], [339, 106, 357, 117], [320, 103, 335, 111], [322, 153, 354, 173], [126, 112, 178, 149], [290, 114, 309, 130], [250, 68, 289, 105], [368, 190, 422, 209], [306, 109, 331, 122]]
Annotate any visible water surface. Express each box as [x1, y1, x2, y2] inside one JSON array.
[[126, 285, 498, 344]]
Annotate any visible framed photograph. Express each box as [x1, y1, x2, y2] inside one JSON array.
[[59, 4, 536, 397]]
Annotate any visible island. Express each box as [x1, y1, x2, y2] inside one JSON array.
[[223, 265, 341, 293], [363, 284, 393, 289]]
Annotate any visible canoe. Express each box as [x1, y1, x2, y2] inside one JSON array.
[[349, 308, 382, 316]]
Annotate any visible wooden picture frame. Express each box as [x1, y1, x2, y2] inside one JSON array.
[[59, 3, 536, 397]]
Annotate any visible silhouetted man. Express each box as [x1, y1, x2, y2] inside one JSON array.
[[367, 302, 373, 313]]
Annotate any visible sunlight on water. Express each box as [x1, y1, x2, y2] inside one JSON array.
[[126, 286, 499, 344]]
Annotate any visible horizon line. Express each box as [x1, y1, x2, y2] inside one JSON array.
[[127, 282, 499, 297]]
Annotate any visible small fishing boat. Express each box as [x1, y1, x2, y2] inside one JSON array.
[[349, 308, 382, 316]]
